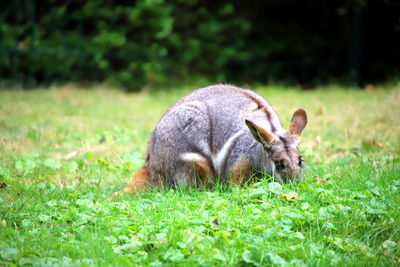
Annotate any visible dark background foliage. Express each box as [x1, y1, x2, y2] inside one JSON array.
[[1, 0, 399, 90]]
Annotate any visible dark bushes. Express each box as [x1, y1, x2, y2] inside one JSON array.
[[0, 0, 399, 90]]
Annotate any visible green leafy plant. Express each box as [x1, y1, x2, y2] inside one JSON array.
[[0, 85, 399, 266]]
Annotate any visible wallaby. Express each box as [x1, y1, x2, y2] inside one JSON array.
[[113, 84, 307, 196]]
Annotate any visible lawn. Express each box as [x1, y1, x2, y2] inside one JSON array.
[[0, 84, 399, 266]]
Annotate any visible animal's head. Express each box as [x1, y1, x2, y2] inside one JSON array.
[[245, 109, 308, 183]]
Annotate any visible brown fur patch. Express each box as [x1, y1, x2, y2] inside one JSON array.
[[230, 159, 252, 186], [193, 160, 215, 188], [110, 166, 151, 197]]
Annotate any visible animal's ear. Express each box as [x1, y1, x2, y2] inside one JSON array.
[[245, 119, 275, 147], [288, 109, 308, 136]]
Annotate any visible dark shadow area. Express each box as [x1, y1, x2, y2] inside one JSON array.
[[0, 0, 399, 90]]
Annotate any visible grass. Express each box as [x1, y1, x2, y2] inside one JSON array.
[[0, 84, 399, 266]]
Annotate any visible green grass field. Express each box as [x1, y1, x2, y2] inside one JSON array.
[[0, 84, 399, 266]]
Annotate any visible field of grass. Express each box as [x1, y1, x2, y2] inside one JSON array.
[[0, 84, 399, 266]]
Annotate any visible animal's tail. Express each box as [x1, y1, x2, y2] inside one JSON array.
[[110, 166, 151, 197]]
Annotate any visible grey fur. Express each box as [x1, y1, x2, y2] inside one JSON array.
[[145, 84, 307, 186]]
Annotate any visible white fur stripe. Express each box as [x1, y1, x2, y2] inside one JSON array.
[[212, 130, 244, 175], [180, 152, 208, 163], [180, 130, 244, 175]]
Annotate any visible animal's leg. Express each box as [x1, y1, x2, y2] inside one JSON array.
[[230, 159, 252, 186], [179, 152, 215, 188], [111, 166, 151, 197], [193, 159, 215, 189]]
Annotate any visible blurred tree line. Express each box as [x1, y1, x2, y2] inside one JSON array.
[[0, 0, 399, 90]]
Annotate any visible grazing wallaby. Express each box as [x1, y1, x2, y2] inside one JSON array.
[[114, 84, 307, 196]]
